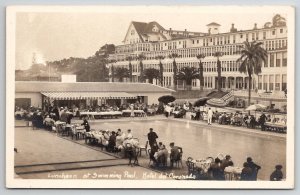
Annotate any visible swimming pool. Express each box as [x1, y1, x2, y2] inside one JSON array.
[[89, 119, 286, 180]]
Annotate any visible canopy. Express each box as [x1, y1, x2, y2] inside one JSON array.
[[41, 92, 136, 100], [245, 104, 267, 111], [193, 97, 210, 107]]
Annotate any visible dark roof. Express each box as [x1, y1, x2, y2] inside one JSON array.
[[206, 22, 221, 26], [131, 21, 166, 42], [15, 81, 174, 93]]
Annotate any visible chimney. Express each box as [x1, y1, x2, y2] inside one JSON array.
[[169, 28, 172, 35], [254, 23, 257, 29], [230, 23, 237, 33]]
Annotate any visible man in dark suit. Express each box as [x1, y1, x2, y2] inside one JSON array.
[[147, 128, 158, 148]]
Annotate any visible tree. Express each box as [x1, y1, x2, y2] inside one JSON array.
[[196, 54, 206, 91], [236, 41, 267, 107], [125, 56, 135, 82], [137, 54, 146, 83], [176, 67, 199, 90], [155, 55, 165, 86], [114, 67, 130, 82], [272, 14, 286, 27], [168, 53, 181, 90], [108, 59, 117, 82], [143, 68, 160, 84], [213, 51, 223, 92]]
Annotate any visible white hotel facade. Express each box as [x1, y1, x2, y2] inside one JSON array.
[[108, 17, 287, 94]]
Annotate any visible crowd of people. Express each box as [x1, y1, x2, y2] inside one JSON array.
[[188, 154, 284, 181], [163, 103, 287, 132]]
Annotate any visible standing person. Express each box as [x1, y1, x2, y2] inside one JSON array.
[[81, 117, 90, 132], [147, 128, 158, 148], [247, 157, 261, 180], [207, 107, 213, 125], [270, 165, 283, 181], [130, 104, 135, 118], [259, 113, 267, 131]]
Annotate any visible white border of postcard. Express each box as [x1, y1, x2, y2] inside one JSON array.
[[6, 5, 295, 189]]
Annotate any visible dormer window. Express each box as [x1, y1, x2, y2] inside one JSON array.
[[152, 25, 158, 32]]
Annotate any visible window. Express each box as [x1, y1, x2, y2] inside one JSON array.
[[263, 32, 266, 39], [270, 54, 274, 67], [197, 40, 199, 44], [256, 32, 259, 40], [275, 74, 280, 91], [276, 54, 281, 67], [180, 41, 182, 44], [246, 33, 249, 41], [280, 29, 283, 33], [282, 74, 287, 91], [240, 34, 243, 38], [282, 52, 287, 67], [269, 75, 274, 91], [233, 35, 236, 43], [131, 30, 135, 35], [263, 75, 268, 90], [252, 33, 255, 41], [272, 30, 276, 35]]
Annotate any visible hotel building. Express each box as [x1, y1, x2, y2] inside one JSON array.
[[108, 16, 287, 108]]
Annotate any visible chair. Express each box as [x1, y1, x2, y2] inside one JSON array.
[[139, 141, 148, 156], [186, 160, 196, 175], [148, 148, 154, 166]]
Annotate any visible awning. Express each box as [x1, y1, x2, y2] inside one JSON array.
[[41, 92, 137, 100]]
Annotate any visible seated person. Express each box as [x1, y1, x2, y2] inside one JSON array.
[[208, 158, 225, 180], [270, 165, 283, 181], [155, 145, 168, 166], [169, 142, 180, 167], [241, 162, 253, 181], [221, 155, 234, 170], [107, 131, 116, 152], [43, 115, 55, 127]]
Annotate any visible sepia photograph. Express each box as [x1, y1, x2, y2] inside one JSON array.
[[6, 5, 295, 189]]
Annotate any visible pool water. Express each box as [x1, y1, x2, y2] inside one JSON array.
[[89, 119, 286, 180]]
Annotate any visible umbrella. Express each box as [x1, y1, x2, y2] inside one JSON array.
[[245, 104, 267, 111], [193, 97, 210, 107]]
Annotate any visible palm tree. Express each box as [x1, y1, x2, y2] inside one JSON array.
[[168, 53, 181, 90], [196, 54, 206, 91], [176, 67, 199, 90], [237, 41, 267, 107], [155, 55, 165, 86], [125, 56, 135, 82], [136, 54, 146, 83], [114, 67, 130, 82], [143, 68, 160, 84], [213, 51, 223, 92]]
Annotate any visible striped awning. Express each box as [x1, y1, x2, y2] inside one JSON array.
[[41, 92, 137, 100]]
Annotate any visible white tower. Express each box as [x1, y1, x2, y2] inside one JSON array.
[[206, 22, 221, 34]]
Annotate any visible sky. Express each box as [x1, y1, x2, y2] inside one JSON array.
[[14, 6, 288, 70]]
